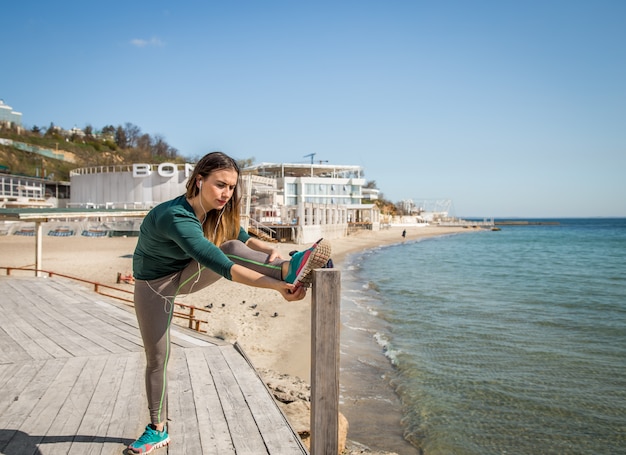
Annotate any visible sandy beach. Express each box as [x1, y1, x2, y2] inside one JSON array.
[[0, 224, 469, 453]]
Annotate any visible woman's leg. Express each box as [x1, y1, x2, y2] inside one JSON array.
[[176, 240, 288, 295], [221, 240, 286, 279], [134, 274, 179, 427]]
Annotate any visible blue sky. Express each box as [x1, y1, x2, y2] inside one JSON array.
[[3, 1, 625, 217]]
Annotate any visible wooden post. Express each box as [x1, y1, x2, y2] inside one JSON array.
[[35, 221, 43, 277], [188, 307, 195, 329], [310, 268, 341, 455]]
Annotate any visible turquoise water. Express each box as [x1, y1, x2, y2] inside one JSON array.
[[339, 219, 626, 455]]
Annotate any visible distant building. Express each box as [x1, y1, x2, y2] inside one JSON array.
[[242, 162, 380, 244], [0, 173, 70, 209], [69, 163, 193, 210], [0, 100, 23, 128]]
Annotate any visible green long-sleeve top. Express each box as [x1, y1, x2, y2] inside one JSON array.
[[133, 195, 250, 281]]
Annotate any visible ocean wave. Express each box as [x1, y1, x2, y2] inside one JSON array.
[[374, 331, 401, 366]]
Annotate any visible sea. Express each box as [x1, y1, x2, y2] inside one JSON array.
[[338, 218, 626, 455]]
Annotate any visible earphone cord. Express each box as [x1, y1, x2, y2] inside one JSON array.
[[146, 280, 176, 314], [190, 186, 225, 294]]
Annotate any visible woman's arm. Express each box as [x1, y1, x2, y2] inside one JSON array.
[[230, 263, 306, 301]]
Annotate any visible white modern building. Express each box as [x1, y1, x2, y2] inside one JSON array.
[[69, 163, 194, 209], [242, 162, 380, 243], [0, 100, 22, 128], [0, 173, 70, 209]]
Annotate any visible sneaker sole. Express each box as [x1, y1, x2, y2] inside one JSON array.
[[294, 238, 332, 288], [128, 437, 170, 454]]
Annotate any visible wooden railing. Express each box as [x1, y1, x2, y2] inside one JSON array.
[[248, 218, 278, 242], [0, 266, 210, 332]]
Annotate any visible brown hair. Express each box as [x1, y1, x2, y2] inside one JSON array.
[[185, 152, 242, 245]]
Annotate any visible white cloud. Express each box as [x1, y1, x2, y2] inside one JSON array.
[[130, 37, 164, 48]]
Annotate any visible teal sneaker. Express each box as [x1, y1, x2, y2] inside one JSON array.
[[285, 238, 332, 288], [128, 424, 170, 454]]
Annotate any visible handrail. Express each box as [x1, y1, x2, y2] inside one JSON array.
[[0, 266, 209, 332], [249, 217, 277, 236]]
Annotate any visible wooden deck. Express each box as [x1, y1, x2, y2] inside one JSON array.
[[0, 276, 309, 455]]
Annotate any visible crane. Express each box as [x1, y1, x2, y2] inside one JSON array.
[[303, 153, 316, 164]]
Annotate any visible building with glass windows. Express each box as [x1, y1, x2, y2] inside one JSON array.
[[0, 100, 22, 128], [242, 162, 380, 244]]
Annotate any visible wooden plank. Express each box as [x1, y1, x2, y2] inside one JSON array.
[[65, 355, 127, 455], [0, 286, 64, 360], [2, 357, 84, 455], [39, 356, 108, 455], [0, 362, 46, 423], [23, 288, 133, 356], [4, 283, 102, 358], [0, 325, 34, 363], [22, 302, 117, 356], [8, 304, 69, 359], [0, 359, 65, 452], [168, 348, 207, 455], [202, 347, 268, 455], [169, 347, 234, 455], [101, 352, 147, 453], [79, 299, 145, 350], [26, 279, 119, 355], [20, 306, 100, 358], [0, 362, 28, 393], [17, 279, 148, 355], [221, 345, 308, 454]]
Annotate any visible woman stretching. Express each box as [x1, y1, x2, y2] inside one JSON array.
[[128, 151, 331, 454]]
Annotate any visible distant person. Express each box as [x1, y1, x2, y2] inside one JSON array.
[[402, 229, 407, 239], [128, 151, 331, 454]]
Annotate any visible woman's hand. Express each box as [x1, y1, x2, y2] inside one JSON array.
[[230, 264, 305, 301], [267, 247, 284, 263], [278, 282, 306, 301], [246, 238, 285, 262]]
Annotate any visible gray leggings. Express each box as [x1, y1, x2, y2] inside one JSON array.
[[133, 240, 288, 425]]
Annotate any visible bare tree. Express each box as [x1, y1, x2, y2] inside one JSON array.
[[237, 157, 256, 169], [136, 133, 152, 152], [115, 126, 127, 149], [151, 134, 176, 158], [124, 122, 141, 148]]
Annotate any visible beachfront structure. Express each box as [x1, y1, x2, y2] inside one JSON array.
[[242, 162, 380, 244], [69, 163, 193, 210], [0, 100, 22, 129], [0, 173, 70, 209]]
